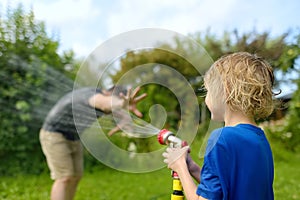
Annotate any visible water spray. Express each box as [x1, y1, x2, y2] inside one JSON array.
[[157, 129, 187, 200]]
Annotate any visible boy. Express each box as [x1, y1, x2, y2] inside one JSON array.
[[163, 52, 275, 200]]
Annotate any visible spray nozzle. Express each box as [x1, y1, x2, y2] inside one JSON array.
[[157, 129, 185, 148]]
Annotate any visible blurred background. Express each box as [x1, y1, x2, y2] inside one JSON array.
[[0, 0, 299, 199]]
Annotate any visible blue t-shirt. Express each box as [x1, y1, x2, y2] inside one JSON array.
[[197, 124, 274, 200]]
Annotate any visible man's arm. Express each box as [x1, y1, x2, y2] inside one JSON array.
[[89, 87, 147, 114], [88, 93, 123, 113], [89, 87, 147, 136]]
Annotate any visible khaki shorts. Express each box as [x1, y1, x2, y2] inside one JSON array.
[[39, 129, 83, 180]]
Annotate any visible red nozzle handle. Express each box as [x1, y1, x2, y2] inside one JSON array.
[[158, 129, 189, 149], [157, 129, 171, 145]]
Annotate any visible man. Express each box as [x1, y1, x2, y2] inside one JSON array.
[[40, 86, 146, 200]]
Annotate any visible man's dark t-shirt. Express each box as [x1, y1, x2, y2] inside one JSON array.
[[42, 88, 104, 140]]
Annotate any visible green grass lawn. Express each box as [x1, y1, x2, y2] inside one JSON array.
[[75, 168, 172, 200], [1, 157, 299, 200], [0, 168, 172, 200], [270, 139, 300, 200], [1, 142, 300, 200], [274, 160, 300, 200]]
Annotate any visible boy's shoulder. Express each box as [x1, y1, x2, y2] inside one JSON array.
[[206, 126, 241, 155], [212, 124, 259, 136], [210, 126, 236, 138], [206, 128, 224, 154], [208, 126, 243, 146], [210, 124, 264, 144]]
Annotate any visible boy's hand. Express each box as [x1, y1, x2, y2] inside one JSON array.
[[162, 146, 190, 171]]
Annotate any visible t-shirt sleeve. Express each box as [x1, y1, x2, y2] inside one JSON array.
[[196, 157, 223, 199], [196, 128, 226, 199]]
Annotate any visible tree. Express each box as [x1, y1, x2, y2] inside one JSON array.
[[0, 5, 78, 175], [262, 33, 300, 151]]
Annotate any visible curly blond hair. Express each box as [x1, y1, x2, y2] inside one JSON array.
[[204, 52, 274, 119]]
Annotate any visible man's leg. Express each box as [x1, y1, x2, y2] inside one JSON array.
[[51, 176, 81, 200], [40, 130, 83, 200], [68, 176, 82, 200]]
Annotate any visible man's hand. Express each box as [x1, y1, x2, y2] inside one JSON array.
[[109, 86, 147, 136], [108, 109, 132, 136], [119, 86, 147, 117]]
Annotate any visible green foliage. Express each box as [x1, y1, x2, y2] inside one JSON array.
[[262, 33, 300, 151], [110, 47, 207, 151], [116, 46, 209, 118], [193, 29, 298, 71], [266, 76, 300, 152], [0, 5, 77, 175], [280, 35, 300, 151]]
